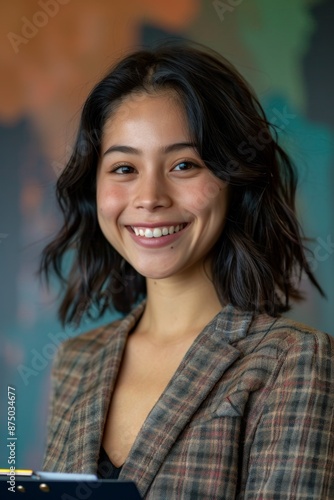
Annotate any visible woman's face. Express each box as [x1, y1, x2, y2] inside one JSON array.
[[96, 91, 228, 281]]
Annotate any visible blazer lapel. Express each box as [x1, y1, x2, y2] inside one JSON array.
[[65, 302, 146, 473], [120, 305, 253, 498]]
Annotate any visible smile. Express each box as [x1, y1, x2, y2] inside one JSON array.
[[130, 223, 187, 239]]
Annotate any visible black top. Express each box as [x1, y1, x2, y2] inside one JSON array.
[[97, 446, 123, 479]]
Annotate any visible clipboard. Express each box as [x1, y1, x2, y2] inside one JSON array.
[[0, 469, 143, 499]]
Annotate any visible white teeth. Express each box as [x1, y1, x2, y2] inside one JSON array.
[[132, 224, 186, 238], [144, 228, 153, 238]]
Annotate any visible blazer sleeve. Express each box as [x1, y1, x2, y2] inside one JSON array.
[[244, 330, 334, 499], [42, 341, 68, 470]]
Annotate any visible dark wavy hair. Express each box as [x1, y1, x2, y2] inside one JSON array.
[[39, 42, 323, 325]]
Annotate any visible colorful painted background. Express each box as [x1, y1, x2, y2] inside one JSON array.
[[1, 0, 333, 469]]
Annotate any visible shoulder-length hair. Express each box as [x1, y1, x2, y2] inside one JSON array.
[[39, 42, 323, 325]]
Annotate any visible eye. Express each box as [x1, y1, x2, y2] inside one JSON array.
[[112, 164, 136, 174], [172, 161, 198, 172]]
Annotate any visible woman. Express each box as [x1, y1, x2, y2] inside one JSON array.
[[40, 43, 334, 499]]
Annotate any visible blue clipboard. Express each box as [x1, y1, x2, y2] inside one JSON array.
[[0, 470, 143, 499]]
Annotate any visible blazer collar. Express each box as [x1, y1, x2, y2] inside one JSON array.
[[120, 303, 253, 497], [67, 302, 253, 495]]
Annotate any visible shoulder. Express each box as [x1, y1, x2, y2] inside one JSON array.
[[49, 319, 122, 382], [58, 318, 124, 357], [52, 301, 145, 371], [252, 313, 332, 347], [246, 313, 334, 372]]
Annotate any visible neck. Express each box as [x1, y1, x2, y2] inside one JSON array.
[[137, 269, 223, 345]]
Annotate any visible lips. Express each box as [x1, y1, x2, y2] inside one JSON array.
[[130, 223, 187, 239]]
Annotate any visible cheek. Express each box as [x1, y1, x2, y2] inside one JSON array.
[[185, 182, 228, 218], [96, 186, 125, 250], [96, 184, 124, 220]]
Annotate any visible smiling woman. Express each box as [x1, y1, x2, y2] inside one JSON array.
[[96, 92, 228, 281], [39, 43, 334, 499]]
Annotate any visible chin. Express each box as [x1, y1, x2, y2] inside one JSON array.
[[138, 269, 174, 280], [132, 262, 180, 280]]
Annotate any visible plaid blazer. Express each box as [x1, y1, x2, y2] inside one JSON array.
[[43, 302, 334, 499]]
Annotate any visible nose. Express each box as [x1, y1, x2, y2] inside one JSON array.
[[134, 173, 172, 211]]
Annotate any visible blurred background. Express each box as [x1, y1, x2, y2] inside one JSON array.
[[1, 0, 333, 469]]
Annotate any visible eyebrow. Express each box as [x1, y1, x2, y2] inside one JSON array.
[[102, 142, 198, 157]]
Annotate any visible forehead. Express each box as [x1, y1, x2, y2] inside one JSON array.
[[101, 91, 191, 145]]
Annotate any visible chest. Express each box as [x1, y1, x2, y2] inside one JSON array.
[[102, 335, 195, 467]]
